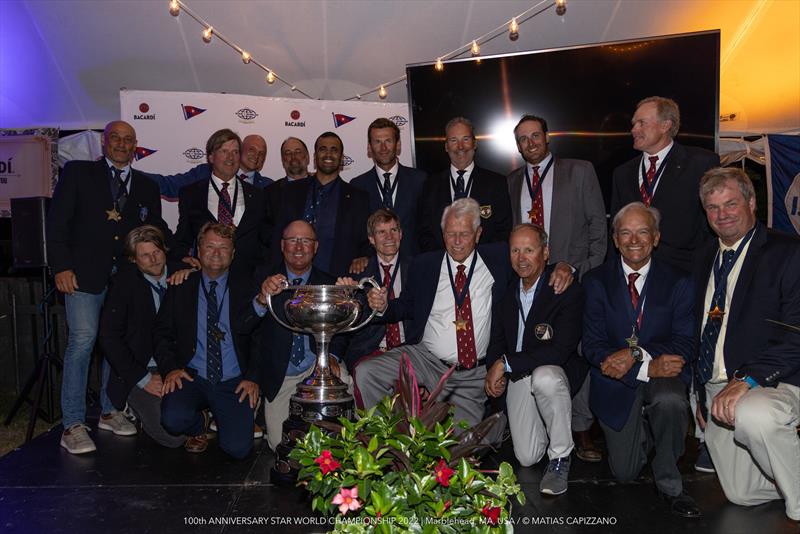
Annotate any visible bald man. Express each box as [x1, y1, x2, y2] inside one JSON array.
[[48, 120, 169, 454], [146, 133, 274, 199]]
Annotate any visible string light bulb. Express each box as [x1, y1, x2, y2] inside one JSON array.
[[471, 40, 480, 56], [202, 27, 213, 43], [509, 18, 519, 41], [266, 71, 275, 84], [435, 58, 444, 71], [241, 50, 251, 64], [556, 0, 567, 16], [168, 0, 180, 17], [378, 85, 387, 99]]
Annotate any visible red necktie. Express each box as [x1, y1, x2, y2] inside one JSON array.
[[381, 264, 402, 349], [218, 182, 233, 226], [627, 272, 642, 327], [528, 165, 544, 226], [454, 264, 477, 369], [639, 156, 658, 206]]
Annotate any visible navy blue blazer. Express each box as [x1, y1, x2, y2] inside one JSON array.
[[350, 164, 427, 258], [416, 166, 513, 253], [240, 265, 347, 402], [268, 176, 371, 277], [582, 256, 694, 431], [170, 178, 269, 278], [381, 242, 512, 348], [344, 255, 413, 368], [692, 223, 800, 389], [610, 142, 720, 273], [47, 159, 168, 294], [146, 163, 274, 200], [486, 264, 588, 397]]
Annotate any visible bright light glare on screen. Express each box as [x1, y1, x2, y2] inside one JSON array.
[[485, 116, 519, 156]]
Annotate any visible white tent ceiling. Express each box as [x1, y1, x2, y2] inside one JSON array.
[[1, 0, 798, 134]]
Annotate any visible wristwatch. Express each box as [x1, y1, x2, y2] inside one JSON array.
[[733, 370, 759, 389], [630, 346, 643, 363]]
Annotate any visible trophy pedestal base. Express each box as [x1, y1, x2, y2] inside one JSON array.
[[270, 382, 354, 485]]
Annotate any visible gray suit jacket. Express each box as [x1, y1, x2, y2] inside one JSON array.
[[507, 157, 607, 278]]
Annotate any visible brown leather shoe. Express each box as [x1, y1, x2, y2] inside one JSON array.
[[573, 430, 602, 462], [184, 410, 209, 453], [184, 434, 208, 453]]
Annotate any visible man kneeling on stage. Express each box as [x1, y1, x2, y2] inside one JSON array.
[[484, 224, 585, 496], [154, 223, 260, 458]]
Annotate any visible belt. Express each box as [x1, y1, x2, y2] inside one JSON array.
[[439, 358, 486, 371]]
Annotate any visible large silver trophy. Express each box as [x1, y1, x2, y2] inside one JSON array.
[[266, 277, 379, 479]]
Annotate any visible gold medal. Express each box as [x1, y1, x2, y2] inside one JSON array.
[[105, 208, 121, 222], [453, 312, 468, 332], [625, 327, 639, 348], [210, 323, 226, 342]]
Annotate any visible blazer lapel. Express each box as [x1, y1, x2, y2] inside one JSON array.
[[652, 144, 685, 206], [394, 165, 411, 214], [548, 159, 570, 255], [727, 224, 765, 326]]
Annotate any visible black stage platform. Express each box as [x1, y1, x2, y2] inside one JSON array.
[[1, 416, 796, 534]]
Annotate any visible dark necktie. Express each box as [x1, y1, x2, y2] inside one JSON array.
[[156, 283, 166, 303], [289, 278, 307, 366], [239, 173, 248, 182], [111, 167, 128, 211], [303, 182, 322, 225], [454, 264, 477, 369], [627, 272, 641, 328], [640, 155, 659, 206], [381, 264, 401, 349], [454, 170, 466, 200], [218, 182, 233, 226], [381, 172, 393, 209], [206, 280, 223, 384], [697, 249, 737, 384], [528, 165, 544, 226]]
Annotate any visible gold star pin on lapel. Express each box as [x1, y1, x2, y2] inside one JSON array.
[[105, 208, 121, 222], [708, 305, 725, 322]]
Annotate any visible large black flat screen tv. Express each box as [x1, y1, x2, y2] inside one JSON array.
[[406, 30, 719, 206]]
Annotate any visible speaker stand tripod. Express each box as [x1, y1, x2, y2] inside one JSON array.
[[3, 268, 61, 443]]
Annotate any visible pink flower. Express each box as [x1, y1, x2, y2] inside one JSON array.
[[434, 459, 455, 487], [482, 504, 501, 526], [314, 450, 341, 475], [332, 486, 361, 515]]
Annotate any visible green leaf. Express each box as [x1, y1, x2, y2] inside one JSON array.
[[368, 435, 379, 453]]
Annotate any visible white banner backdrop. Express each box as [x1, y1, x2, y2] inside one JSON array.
[[120, 90, 412, 228]]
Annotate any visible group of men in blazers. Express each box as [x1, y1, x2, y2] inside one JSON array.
[[46, 93, 799, 522]]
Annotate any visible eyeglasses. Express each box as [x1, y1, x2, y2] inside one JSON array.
[[282, 237, 316, 246]]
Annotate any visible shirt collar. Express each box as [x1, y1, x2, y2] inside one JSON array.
[[526, 152, 553, 176], [104, 158, 131, 177], [643, 140, 674, 161], [211, 173, 237, 190], [378, 253, 399, 268], [375, 161, 399, 179], [519, 273, 543, 295], [286, 266, 311, 284], [447, 249, 476, 271], [621, 257, 651, 279], [202, 270, 229, 286], [143, 269, 167, 286], [450, 161, 475, 176], [718, 224, 756, 252]]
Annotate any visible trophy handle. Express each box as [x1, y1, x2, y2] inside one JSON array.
[[265, 278, 306, 334], [338, 277, 381, 334]]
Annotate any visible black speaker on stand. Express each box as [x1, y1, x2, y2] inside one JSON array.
[[3, 197, 62, 442]]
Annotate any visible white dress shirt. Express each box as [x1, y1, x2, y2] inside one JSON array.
[[519, 152, 555, 235], [374, 161, 400, 205], [377, 253, 405, 349], [621, 258, 653, 382], [421, 250, 494, 363], [207, 174, 245, 226], [448, 161, 475, 201], [638, 141, 673, 197], [701, 233, 754, 383]]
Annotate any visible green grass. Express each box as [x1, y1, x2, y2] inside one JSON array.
[[0, 392, 56, 458]]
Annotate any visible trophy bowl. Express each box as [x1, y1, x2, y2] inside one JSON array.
[[266, 277, 380, 481]]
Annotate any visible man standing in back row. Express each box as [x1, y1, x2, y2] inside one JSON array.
[[610, 96, 719, 273]]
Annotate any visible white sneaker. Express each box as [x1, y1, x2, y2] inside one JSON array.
[[98, 411, 138, 436], [60, 424, 97, 454]]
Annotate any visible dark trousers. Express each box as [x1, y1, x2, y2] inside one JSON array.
[[161, 373, 254, 459], [599, 377, 688, 496]]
